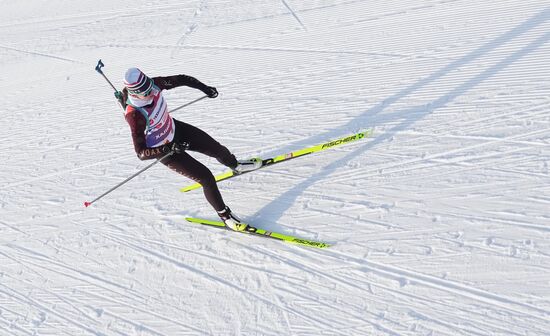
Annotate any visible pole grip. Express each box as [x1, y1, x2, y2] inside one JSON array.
[[95, 59, 105, 74], [95, 59, 118, 92]]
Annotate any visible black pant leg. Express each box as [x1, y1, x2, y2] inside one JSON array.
[[173, 119, 238, 168], [162, 151, 226, 211]]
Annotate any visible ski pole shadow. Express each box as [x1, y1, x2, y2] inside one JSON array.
[[251, 7, 550, 228]]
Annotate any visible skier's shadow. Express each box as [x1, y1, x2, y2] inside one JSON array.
[[251, 7, 550, 230]]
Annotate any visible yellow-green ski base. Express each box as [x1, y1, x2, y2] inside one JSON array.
[[185, 217, 331, 249], [180, 129, 371, 193]]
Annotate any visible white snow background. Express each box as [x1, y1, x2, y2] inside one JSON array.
[[1, 1, 549, 335]]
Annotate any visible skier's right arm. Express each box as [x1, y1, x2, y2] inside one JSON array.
[[124, 110, 172, 160]]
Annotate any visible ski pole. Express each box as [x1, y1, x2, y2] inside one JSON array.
[[84, 151, 174, 208], [169, 95, 208, 113]]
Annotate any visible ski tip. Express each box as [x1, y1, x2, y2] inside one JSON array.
[[84, 201, 91, 208]]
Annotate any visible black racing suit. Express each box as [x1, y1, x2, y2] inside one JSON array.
[[122, 75, 237, 211]]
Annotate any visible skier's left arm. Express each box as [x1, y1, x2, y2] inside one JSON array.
[[153, 75, 218, 98]]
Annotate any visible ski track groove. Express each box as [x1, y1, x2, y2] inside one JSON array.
[[0, 253, 203, 335], [244, 247, 404, 336], [365, 149, 546, 189], [2, 273, 111, 333], [240, 243, 539, 335], [63, 287, 200, 336], [260, 272, 294, 335], [0, 320, 34, 336], [0, 246, 151, 306], [99, 42, 410, 57], [373, 161, 548, 195], [96, 226, 310, 284], [328, 127, 550, 183], [0, 44, 83, 63], [101, 233, 349, 335], [0, 3, 193, 30], [0, 284, 108, 336], [324, 249, 550, 322], [429, 100, 550, 135], [72, 275, 208, 335], [421, 209, 550, 233], [102, 227, 448, 334], [247, 244, 465, 335], [3, 154, 137, 189]]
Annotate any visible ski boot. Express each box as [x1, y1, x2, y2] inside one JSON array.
[[217, 206, 249, 232], [233, 158, 262, 174]]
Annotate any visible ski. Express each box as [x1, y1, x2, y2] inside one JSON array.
[[185, 217, 331, 249], [180, 129, 371, 192]]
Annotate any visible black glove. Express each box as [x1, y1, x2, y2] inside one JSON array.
[[170, 142, 190, 154], [205, 86, 218, 98]]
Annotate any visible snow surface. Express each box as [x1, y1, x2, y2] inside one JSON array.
[[1, 0, 549, 335]]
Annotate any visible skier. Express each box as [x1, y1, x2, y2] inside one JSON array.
[[115, 68, 260, 231]]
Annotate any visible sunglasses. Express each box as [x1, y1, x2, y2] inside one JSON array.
[[128, 85, 154, 98]]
